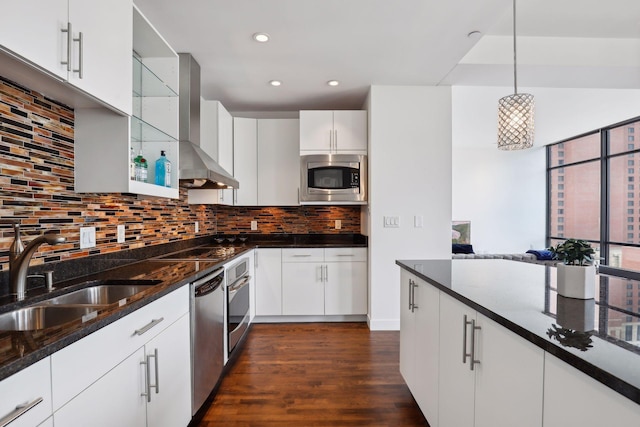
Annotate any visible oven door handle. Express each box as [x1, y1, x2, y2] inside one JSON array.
[[228, 276, 251, 298]]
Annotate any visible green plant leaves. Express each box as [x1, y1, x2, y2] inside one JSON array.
[[548, 238, 595, 266]]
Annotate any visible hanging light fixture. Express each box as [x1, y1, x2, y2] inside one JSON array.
[[497, 0, 534, 150]]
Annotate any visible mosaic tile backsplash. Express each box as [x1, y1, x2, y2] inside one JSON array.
[[0, 76, 361, 273]]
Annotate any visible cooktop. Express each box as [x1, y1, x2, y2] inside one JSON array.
[[154, 246, 237, 262]]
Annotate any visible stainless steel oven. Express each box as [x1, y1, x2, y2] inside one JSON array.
[[225, 257, 251, 358], [300, 154, 367, 204]]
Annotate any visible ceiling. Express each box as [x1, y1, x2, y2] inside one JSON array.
[[134, 0, 640, 112]]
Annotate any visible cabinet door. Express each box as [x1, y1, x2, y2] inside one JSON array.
[[333, 110, 367, 152], [438, 293, 476, 427], [233, 118, 258, 205], [324, 261, 367, 315], [282, 262, 325, 315], [474, 314, 543, 427], [543, 353, 640, 427], [412, 278, 439, 425], [146, 315, 191, 427], [399, 270, 417, 392], [68, 0, 132, 114], [255, 249, 283, 316], [53, 348, 146, 427], [257, 119, 300, 206], [299, 110, 333, 152], [218, 104, 234, 204], [0, 0, 68, 80], [0, 357, 53, 427]]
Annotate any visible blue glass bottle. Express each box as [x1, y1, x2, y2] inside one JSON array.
[[155, 151, 171, 187]]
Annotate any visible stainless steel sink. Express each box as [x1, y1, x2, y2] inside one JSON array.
[[0, 306, 98, 331], [43, 284, 155, 306]]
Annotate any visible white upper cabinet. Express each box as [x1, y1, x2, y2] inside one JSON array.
[[257, 119, 300, 206], [299, 110, 367, 153], [233, 117, 258, 205], [0, 0, 132, 115], [74, 5, 179, 199]]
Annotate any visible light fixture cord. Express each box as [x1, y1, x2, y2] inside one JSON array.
[[513, 0, 518, 94]]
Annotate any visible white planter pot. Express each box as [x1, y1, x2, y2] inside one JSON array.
[[556, 295, 595, 331], [556, 264, 596, 299]]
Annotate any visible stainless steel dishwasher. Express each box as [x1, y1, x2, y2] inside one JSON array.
[[191, 266, 225, 416]]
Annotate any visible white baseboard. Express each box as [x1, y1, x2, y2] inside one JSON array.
[[367, 315, 400, 331]]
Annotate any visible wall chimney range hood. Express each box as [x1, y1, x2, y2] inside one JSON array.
[[178, 53, 238, 189]]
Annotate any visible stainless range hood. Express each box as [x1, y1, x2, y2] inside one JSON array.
[[178, 53, 238, 189]]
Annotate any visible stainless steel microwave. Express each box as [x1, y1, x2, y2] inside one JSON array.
[[300, 154, 367, 204]]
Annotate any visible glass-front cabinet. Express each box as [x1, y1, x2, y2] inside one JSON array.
[[74, 5, 179, 198]]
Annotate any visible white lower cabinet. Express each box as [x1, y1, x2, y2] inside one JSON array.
[[51, 286, 190, 427], [280, 248, 367, 317], [438, 292, 544, 427], [543, 353, 640, 427], [0, 356, 52, 427], [399, 270, 439, 426], [254, 248, 283, 316]]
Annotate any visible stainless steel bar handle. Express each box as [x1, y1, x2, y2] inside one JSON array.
[[408, 279, 413, 310], [134, 317, 164, 336], [73, 31, 83, 78], [151, 348, 159, 394], [334, 129, 338, 151], [470, 320, 481, 371], [319, 265, 324, 282], [141, 356, 151, 402], [292, 254, 311, 257], [324, 265, 328, 282], [410, 281, 418, 313], [61, 22, 72, 71], [0, 397, 43, 427], [336, 254, 354, 257], [463, 315, 471, 364]]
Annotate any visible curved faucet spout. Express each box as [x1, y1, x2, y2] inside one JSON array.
[[10, 233, 66, 300]]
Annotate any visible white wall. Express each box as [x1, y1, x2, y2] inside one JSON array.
[[367, 86, 452, 330], [452, 86, 640, 253]]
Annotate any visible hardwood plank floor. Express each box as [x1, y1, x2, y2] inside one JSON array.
[[196, 322, 429, 427]]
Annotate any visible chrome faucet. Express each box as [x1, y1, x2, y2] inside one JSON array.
[[6, 222, 66, 300]]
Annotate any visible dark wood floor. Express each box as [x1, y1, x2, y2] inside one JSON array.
[[196, 322, 429, 427]]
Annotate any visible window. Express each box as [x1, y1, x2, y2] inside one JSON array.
[[628, 233, 634, 239], [630, 127, 635, 133], [558, 184, 564, 190], [629, 193, 634, 198], [558, 209, 564, 214], [558, 217, 564, 223], [629, 185, 635, 190], [628, 209, 634, 214], [558, 192, 564, 198], [629, 177, 635, 182], [628, 225, 634, 231], [629, 217, 635, 223], [629, 138, 635, 145], [628, 291, 634, 297], [626, 325, 633, 341], [629, 168, 635, 174], [629, 160, 635, 166]]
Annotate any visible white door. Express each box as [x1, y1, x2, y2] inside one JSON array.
[[145, 315, 191, 427], [438, 293, 476, 427], [413, 278, 439, 426], [233, 117, 258, 205], [333, 110, 367, 152], [0, 0, 68, 80], [68, 0, 132, 114], [53, 348, 146, 427], [282, 262, 325, 315], [255, 249, 283, 316], [299, 110, 333, 152], [257, 119, 300, 206], [324, 261, 367, 315], [474, 314, 544, 427]]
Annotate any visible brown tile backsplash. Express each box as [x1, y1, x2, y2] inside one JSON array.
[[0, 75, 361, 273]]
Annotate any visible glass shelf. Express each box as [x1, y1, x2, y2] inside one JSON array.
[[131, 116, 177, 143], [132, 55, 178, 98]]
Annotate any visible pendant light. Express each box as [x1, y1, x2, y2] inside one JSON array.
[[497, 0, 534, 150]]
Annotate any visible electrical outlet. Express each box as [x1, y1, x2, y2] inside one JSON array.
[[335, 219, 341, 229], [195, 221, 199, 233], [251, 220, 258, 231], [117, 224, 125, 243], [80, 226, 96, 249]]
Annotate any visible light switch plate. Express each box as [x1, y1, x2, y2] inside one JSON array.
[[335, 219, 341, 229], [117, 224, 125, 243], [251, 220, 258, 231], [414, 215, 424, 228], [383, 216, 400, 228], [80, 226, 96, 249], [195, 221, 199, 233]]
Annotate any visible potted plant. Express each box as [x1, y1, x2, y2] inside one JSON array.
[[548, 238, 596, 299]]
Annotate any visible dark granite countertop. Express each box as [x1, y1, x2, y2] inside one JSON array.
[[0, 233, 367, 381], [396, 259, 640, 405]]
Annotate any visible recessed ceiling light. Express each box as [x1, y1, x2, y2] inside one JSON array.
[[253, 33, 270, 43], [269, 80, 282, 87], [327, 80, 340, 87], [467, 30, 482, 40]]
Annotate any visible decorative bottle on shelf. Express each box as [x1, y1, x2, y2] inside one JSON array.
[[130, 148, 136, 180], [139, 157, 148, 182], [154, 150, 172, 187]]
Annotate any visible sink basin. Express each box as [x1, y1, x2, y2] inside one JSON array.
[[0, 306, 98, 331], [43, 281, 158, 306]]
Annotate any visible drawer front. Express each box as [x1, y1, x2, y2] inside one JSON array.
[[282, 248, 325, 263], [0, 357, 52, 427], [51, 285, 189, 410], [324, 247, 367, 262]]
